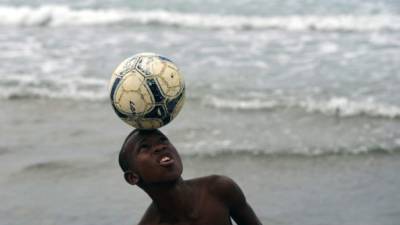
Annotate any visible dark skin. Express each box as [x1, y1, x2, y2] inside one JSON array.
[[121, 129, 262, 225]]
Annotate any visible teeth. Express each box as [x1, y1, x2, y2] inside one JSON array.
[[161, 156, 170, 162]]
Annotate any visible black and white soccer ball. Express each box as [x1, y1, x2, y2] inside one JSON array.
[[109, 53, 185, 129]]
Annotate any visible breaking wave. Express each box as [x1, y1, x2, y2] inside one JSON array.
[[0, 75, 108, 101], [178, 142, 400, 157], [204, 96, 400, 119], [1, 78, 399, 119], [196, 147, 400, 157], [1, 5, 400, 31], [1, 73, 399, 119]]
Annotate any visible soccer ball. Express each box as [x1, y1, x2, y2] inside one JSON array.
[[109, 53, 185, 129]]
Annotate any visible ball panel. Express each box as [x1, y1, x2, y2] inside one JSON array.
[[140, 85, 154, 110], [109, 57, 138, 92], [156, 65, 183, 97], [122, 57, 139, 73], [158, 55, 174, 63], [171, 92, 185, 119], [145, 78, 165, 103], [135, 55, 164, 77], [137, 119, 163, 130], [144, 105, 170, 124], [113, 74, 154, 115], [121, 72, 144, 91], [113, 57, 137, 77], [110, 77, 129, 119], [166, 91, 184, 114], [115, 91, 148, 114], [121, 118, 139, 128]]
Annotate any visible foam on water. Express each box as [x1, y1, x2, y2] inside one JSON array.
[[300, 97, 400, 119], [0, 74, 108, 100], [183, 146, 400, 157], [204, 96, 400, 119], [1, 73, 399, 119], [1, 5, 400, 31]]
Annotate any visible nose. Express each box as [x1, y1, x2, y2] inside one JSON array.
[[153, 143, 167, 153]]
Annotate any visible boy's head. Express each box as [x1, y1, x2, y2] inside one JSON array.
[[119, 129, 183, 187]]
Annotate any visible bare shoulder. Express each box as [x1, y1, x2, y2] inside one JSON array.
[[189, 175, 245, 206], [137, 203, 159, 225], [188, 174, 234, 183], [206, 175, 237, 192], [188, 175, 263, 225], [187, 174, 236, 188]]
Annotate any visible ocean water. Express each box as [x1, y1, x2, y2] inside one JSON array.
[[0, 0, 400, 225]]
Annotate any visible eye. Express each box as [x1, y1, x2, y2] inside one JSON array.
[[138, 144, 150, 152]]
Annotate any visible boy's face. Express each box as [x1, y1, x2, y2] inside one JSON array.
[[126, 130, 183, 184]]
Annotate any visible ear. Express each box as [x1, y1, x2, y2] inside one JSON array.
[[124, 171, 140, 185]]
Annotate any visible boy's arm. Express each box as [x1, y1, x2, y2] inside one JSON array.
[[212, 175, 263, 225]]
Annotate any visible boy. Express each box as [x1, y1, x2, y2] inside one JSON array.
[[119, 129, 263, 225]]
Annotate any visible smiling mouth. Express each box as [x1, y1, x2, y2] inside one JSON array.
[[159, 155, 174, 166]]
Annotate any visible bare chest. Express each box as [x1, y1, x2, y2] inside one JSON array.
[[155, 198, 232, 225]]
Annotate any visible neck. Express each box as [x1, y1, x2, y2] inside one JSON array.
[[141, 177, 196, 220]]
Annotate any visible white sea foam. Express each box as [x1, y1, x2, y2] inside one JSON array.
[[204, 96, 400, 119], [1, 5, 400, 31], [179, 141, 400, 156], [0, 75, 108, 100], [300, 97, 400, 119], [204, 97, 281, 110], [319, 42, 339, 54], [2, 74, 399, 119]]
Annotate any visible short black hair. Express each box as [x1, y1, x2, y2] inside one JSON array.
[[118, 129, 163, 172], [118, 129, 140, 172]]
